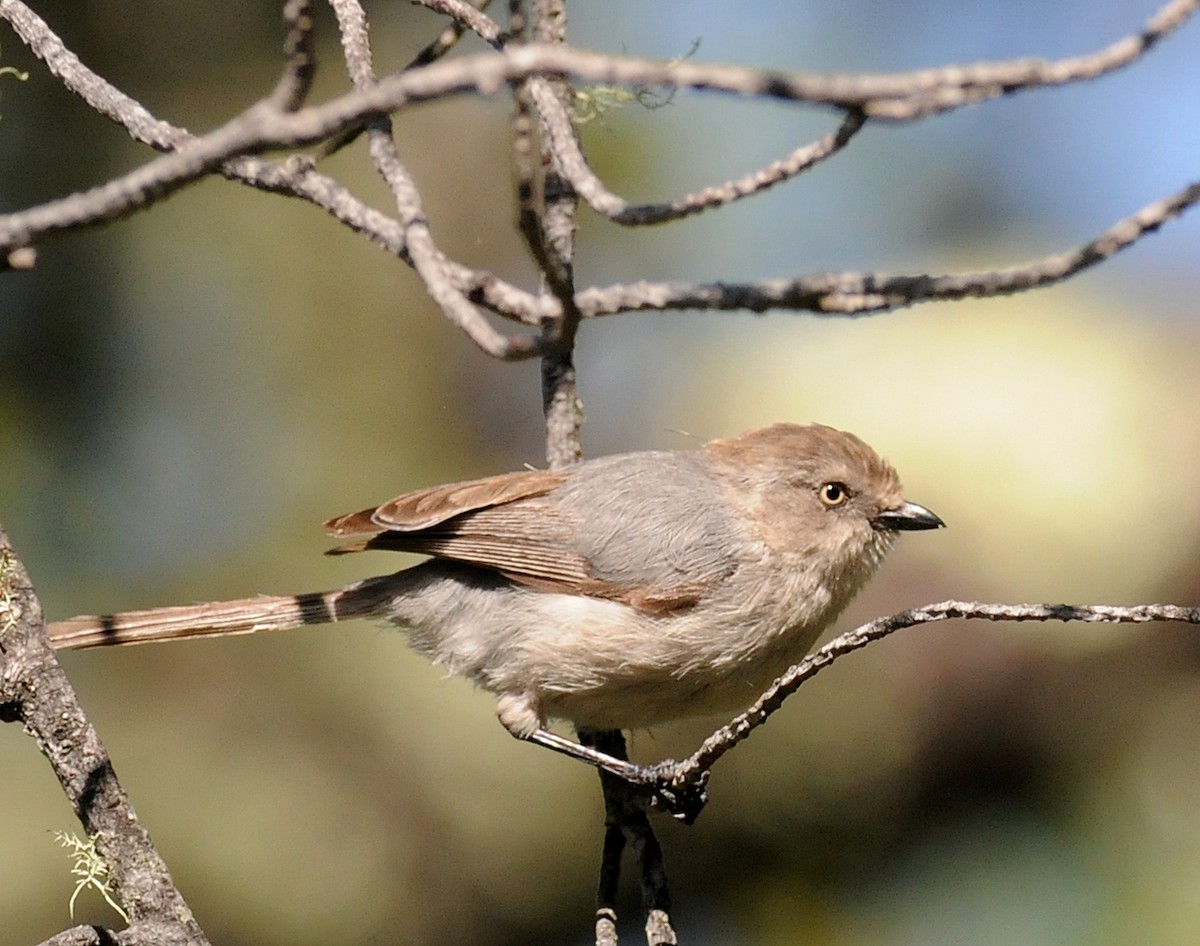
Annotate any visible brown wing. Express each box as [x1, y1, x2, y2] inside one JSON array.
[[324, 468, 568, 535], [323, 468, 598, 588], [323, 461, 720, 614], [345, 501, 593, 586]]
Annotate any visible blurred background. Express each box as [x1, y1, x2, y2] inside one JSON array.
[[2, 1, 1199, 943]]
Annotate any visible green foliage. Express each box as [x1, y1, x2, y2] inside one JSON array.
[[53, 832, 128, 924], [0, 38, 29, 119], [573, 38, 699, 124]]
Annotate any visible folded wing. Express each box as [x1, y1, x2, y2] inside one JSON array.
[[323, 456, 738, 614]]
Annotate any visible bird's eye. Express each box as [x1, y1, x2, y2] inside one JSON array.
[[819, 482, 850, 507]]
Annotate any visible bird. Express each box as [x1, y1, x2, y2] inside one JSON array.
[[48, 423, 943, 738]]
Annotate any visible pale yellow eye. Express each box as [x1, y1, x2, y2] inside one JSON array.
[[819, 482, 850, 507]]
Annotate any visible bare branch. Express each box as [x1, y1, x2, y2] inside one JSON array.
[[0, 1, 1192, 339], [352, 2, 1196, 123], [268, 0, 318, 112], [3, 0, 1191, 252], [674, 600, 1200, 782], [0, 0, 185, 149], [318, 0, 501, 158], [868, 0, 1200, 120], [0, 1, 547, 343], [575, 178, 1200, 318], [35, 927, 106, 946], [413, 0, 504, 44], [527, 0, 585, 467], [518, 30, 861, 228], [330, 0, 546, 358], [0, 531, 210, 945], [557, 105, 868, 226], [551, 600, 1200, 823], [238, 157, 546, 324], [410, 0, 498, 66], [434, 0, 866, 231]]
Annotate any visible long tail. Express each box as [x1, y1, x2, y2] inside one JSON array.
[[46, 573, 405, 651]]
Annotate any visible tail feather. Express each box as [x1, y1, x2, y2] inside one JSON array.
[[46, 574, 404, 651]]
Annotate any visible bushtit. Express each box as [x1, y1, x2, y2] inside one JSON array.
[[48, 423, 942, 737]]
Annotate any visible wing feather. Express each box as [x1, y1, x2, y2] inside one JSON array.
[[324, 469, 595, 588], [324, 469, 567, 535], [322, 457, 732, 614]]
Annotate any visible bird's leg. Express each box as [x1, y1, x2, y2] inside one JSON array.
[[523, 726, 710, 824], [595, 816, 624, 946], [579, 728, 677, 946], [525, 726, 646, 779]]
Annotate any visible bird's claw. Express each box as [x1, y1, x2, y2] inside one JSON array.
[[649, 770, 709, 824]]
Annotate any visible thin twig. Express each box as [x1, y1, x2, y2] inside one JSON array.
[[576, 178, 1200, 317], [0, 0, 543, 327], [337, 0, 548, 357], [269, 0, 317, 111], [528, 0, 584, 467], [317, 0, 496, 159], [2, 2, 1192, 253], [416, 0, 869, 230], [0, 0, 186, 149], [413, 0, 503, 43], [582, 109, 867, 226], [0, 2, 1194, 339], [413, 0, 497, 64], [554, 600, 1200, 823]]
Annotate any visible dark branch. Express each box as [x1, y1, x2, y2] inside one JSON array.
[[0, 530, 211, 945]]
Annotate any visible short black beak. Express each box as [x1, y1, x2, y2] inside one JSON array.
[[875, 501, 945, 532]]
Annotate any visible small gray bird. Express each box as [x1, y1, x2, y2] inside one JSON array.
[[48, 423, 942, 736]]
